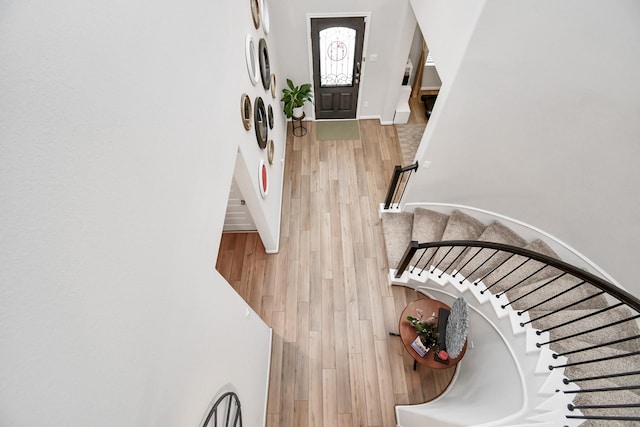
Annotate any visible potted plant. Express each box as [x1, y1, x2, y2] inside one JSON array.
[[280, 79, 313, 119]]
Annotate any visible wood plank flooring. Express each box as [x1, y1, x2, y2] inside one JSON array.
[[216, 119, 455, 427], [407, 89, 439, 125]]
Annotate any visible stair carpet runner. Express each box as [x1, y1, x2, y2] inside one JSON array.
[[381, 208, 640, 426]]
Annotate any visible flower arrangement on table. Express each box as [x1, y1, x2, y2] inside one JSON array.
[[406, 313, 449, 361]]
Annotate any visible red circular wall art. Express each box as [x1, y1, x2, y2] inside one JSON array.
[[259, 160, 268, 198]]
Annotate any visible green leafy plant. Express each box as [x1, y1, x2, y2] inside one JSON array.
[[280, 79, 313, 118], [407, 315, 438, 348]]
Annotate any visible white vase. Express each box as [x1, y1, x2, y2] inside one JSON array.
[[292, 106, 304, 119]]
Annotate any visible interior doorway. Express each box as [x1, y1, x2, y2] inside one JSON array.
[[310, 16, 366, 119]]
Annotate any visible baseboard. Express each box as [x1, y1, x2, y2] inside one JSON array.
[[358, 114, 381, 121]]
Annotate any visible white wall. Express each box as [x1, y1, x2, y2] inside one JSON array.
[[237, 3, 288, 253], [0, 1, 278, 425], [269, 0, 417, 123], [407, 0, 640, 294], [421, 65, 442, 90], [409, 0, 485, 86]]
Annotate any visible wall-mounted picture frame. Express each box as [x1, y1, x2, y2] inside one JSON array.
[[258, 38, 271, 91], [245, 34, 259, 85], [259, 159, 268, 198], [260, 0, 270, 35], [270, 74, 277, 99], [250, 0, 260, 29], [241, 94, 252, 130], [254, 97, 268, 149], [267, 139, 274, 165], [267, 104, 274, 130]]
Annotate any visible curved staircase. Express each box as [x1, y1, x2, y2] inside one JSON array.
[[381, 207, 640, 426]]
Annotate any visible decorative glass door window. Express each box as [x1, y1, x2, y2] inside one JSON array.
[[319, 27, 356, 87]]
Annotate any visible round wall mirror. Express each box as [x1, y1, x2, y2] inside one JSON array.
[[258, 38, 271, 91], [260, 0, 270, 34], [254, 97, 268, 149], [241, 94, 252, 130], [267, 139, 274, 165], [270, 74, 277, 99], [267, 104, 274, 130], [250, 0, 260, 29], [245, 34, 259, 85]]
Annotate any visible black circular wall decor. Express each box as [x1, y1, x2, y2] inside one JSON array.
[[254, 97, 268, 149], [267, 104, 274, 130], [258, 38, 271, 91], [241, 93, 252, 130]]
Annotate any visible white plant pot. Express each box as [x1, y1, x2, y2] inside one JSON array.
[[293, 106, 304, 119]]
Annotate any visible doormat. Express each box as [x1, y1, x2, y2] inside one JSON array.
[[316, 120, 360, 141]]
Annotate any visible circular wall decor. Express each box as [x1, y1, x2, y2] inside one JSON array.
[[267, 139, 274, 165], [259, 159, 268, 198], [250, 0, 260, 29], [270, 74, 277, 99], [241, 94, 252, 130], [254, 97, 268, 149], [245, 34, 259, 85], [258, 38, 271, 91], [267, 104, 274, 129], [260, 0, 270, 34]]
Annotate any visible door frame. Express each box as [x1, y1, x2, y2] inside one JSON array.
[[306, 12, 371, 120]]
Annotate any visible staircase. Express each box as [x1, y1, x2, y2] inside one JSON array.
[[381, 206, 640, 426]]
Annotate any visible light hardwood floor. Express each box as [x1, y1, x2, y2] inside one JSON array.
[[216, 119, 455, 427], [407, 89, 439, 125]]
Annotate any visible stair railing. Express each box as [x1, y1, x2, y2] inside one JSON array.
[[395, 239, 640, 424], [383, 161, 418, 210]]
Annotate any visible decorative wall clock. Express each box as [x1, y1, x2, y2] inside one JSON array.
[[254, 97, 268, 149], [241, 94, 252, 130]]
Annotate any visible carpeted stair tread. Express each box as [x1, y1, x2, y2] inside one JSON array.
[[381, 212, 414, 269], [551, 339, 640, 388], [564, 357, 640, 397], [507, 275, 609, 312], [582, 419, 634, 427], [409, 208, 451, 269], [529, 306, 640, 351], [571, 378, 640, 422], [411, 208, 449, 242], [431, 209, 486, 273], [439, 209, 486, 241], [481, 239, 561, 294], [455, 221, 528, 280]]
